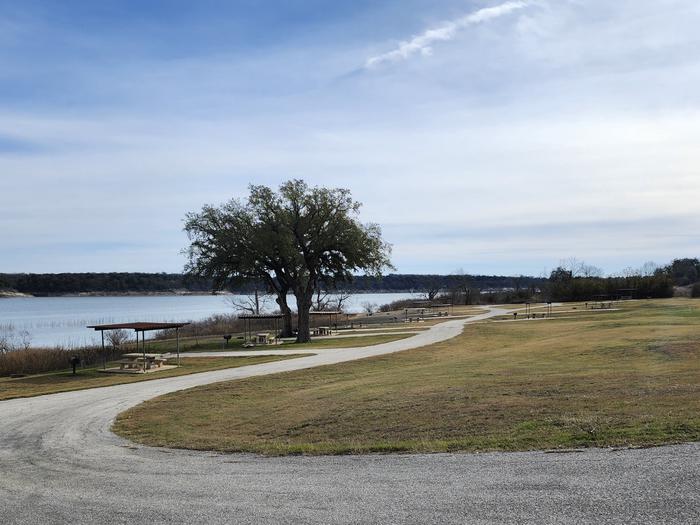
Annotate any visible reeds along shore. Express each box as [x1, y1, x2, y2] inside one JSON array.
[[0, 345, 130, 377]]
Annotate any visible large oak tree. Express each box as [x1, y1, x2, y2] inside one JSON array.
[[184, 180, 393, 342]]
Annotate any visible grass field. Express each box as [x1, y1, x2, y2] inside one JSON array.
[[114, 299, 700, 455], [149, 333, 414, 353], [0, 355, 303, 401]]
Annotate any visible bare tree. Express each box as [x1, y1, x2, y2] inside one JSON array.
[[361, 301, 378, 315], [18, 330, 31, 351], [580, 264, 603, 278], [421, 276, 442, 302], [0, 325, 13, 353], [640, 261, 659, 277], [190, 321, 203, 347], [227, 288, 273, 315], [106, 329, 130, 348], [0, 325, 31, 353], [620, 266, 639, 279], [560, 258, 603, 278], [449, 269, 473, 305], [328, 288, 353, 312], [313, 285, 353, 312], [311, 287, 330, 311]]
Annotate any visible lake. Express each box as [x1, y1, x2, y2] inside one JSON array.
[[0, 293, 419, 348]]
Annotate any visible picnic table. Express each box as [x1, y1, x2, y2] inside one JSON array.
[[118, 353, 168, 371], [254, 333, 276, 345]]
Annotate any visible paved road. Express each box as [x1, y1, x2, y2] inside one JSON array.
[[1, 307, 698, 524]]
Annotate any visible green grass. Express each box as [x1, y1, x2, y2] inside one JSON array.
[[113, 299, 700, 456], [150, 333, 414, 353], [0, 355, 304, 401]]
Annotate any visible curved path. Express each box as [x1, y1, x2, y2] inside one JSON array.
[[1, 307, 698, 524]]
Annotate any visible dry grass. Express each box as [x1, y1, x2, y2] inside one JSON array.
[[114, 299, 700, 455], [0, 345, 128, 377], [0, 355, 303, 401]]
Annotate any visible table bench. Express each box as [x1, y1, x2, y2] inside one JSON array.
[[119, 354, 168, 370]]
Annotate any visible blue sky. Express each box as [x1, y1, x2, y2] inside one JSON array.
[[1, 0, 699, 276]]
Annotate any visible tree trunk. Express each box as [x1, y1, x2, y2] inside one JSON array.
[[295, 292, 313, 343], [253, 288, 260, 315], [276, 292, 294, 338]]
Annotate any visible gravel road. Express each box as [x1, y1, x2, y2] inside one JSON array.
[[1, 307, 698, 524]]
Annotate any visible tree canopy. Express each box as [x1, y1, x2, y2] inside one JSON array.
[[666, 258, 700, 286], [184, 179, 393, 342]]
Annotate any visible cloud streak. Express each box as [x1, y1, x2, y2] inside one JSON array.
[[365, 1, 528, 69]]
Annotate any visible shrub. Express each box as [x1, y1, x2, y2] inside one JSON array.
[[692, 283, 700, 298], [379, 298, 418, 313]]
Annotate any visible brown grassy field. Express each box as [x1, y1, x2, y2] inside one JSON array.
[[0, 355, 303, 401], [114, 299, 700, 455]]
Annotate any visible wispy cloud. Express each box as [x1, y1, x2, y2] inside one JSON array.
[[365, 1, 529, 69]]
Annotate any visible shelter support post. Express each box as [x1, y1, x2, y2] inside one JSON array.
[[141, 331, 146, 373], [176, 327, 180, 366]]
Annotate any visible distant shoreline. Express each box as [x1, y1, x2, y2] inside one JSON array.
[[0, 291, 34, 298], [0, 290, 418, 298], [0, 291, 229, 298]]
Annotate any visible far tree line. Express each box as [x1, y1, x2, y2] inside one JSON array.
[[541, 258, 694, 303], [1, 260, 697, 304], [1, 258, 697, 302], [0, 272, 546, 296]]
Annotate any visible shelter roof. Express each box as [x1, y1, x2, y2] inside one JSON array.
[[237, 314, 285, 319], [87, 322, 189, 332]]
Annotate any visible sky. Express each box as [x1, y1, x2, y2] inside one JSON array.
[[1, 0, 699, 276]]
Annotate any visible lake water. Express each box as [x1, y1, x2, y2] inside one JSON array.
[[0, 293, 418, 348]]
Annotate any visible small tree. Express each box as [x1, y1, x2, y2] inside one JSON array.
[[328, 288, 353, 313], [361, 301, 378, 315], [0, 325, 13, 353], [0, 325, 31, 353], [311, 287, 330, 311], [448, 269, 474, 305], [421, 276, 442, 302], [106, 329, 129, 348], [227, 285, 273, 315]]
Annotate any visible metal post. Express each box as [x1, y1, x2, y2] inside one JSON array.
[[141, 331, 146, 373], [101, 331, 106, 370], [176, 327, 180, 367]]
